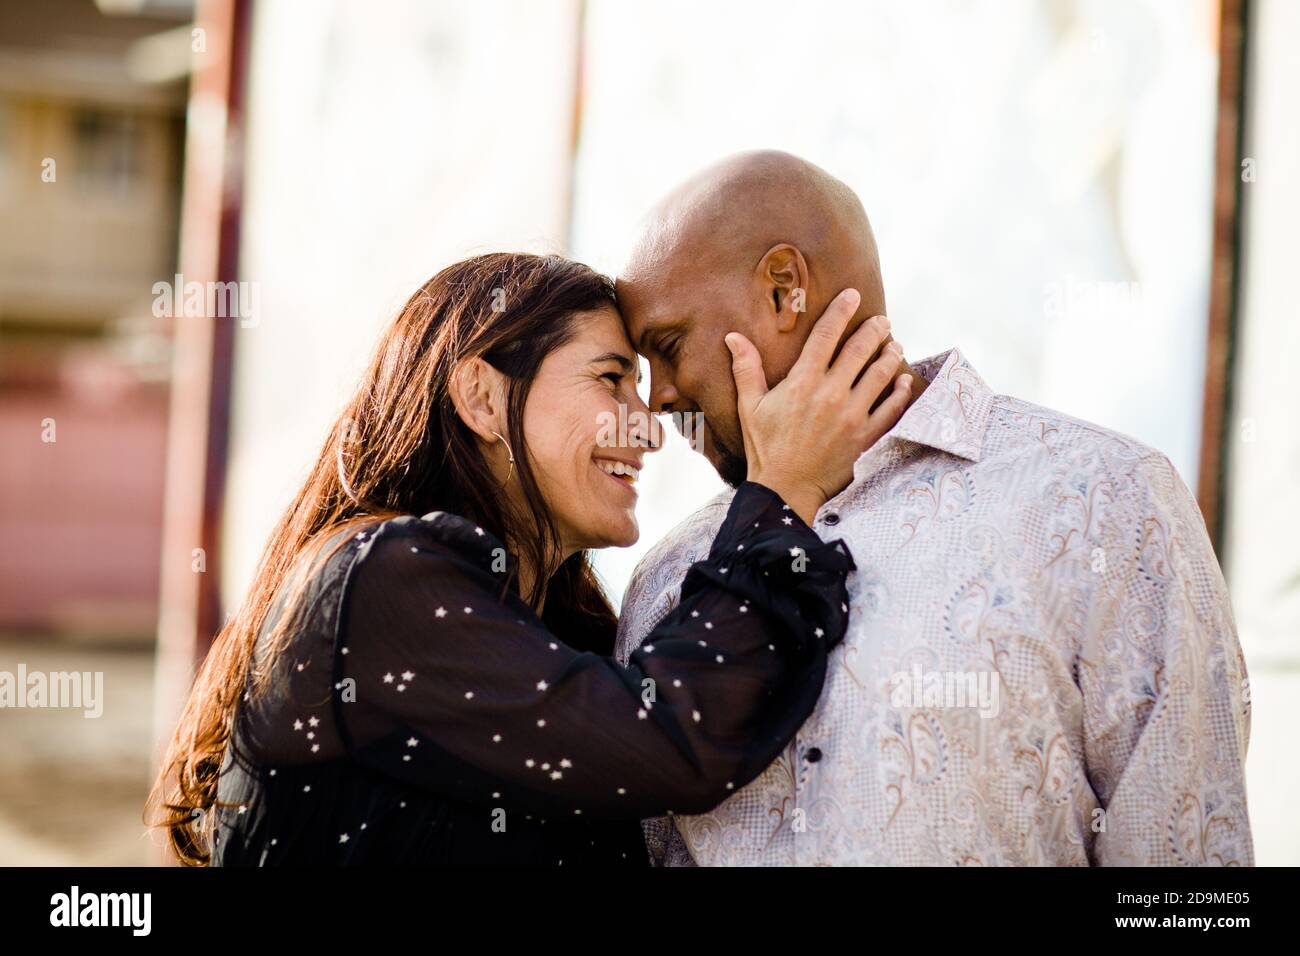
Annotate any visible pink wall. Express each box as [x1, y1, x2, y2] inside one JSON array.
[[0, 379, 167, 638]]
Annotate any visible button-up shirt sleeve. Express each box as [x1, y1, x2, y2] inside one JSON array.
[[1080, 452, 1253, 866]]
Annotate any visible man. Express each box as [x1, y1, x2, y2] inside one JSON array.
[[614, 150, 1253, 866]]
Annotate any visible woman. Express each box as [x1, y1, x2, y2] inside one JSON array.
[[147, 252, 910, 865]]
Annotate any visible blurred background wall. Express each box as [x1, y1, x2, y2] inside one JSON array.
[[0, 0, 1295, 866]]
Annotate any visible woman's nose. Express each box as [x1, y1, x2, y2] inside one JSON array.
[[630, 393, 665, 454]]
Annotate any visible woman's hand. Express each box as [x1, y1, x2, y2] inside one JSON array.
[[725, 288, 912, 526]]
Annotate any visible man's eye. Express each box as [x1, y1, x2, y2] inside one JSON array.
[[662, 336, 681, 360]]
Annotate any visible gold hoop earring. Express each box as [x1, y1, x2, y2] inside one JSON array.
[[490, 430, 515, 483]]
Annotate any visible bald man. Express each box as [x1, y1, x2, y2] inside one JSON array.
[[613, 151, 1253, 866]]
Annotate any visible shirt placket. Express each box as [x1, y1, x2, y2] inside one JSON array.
[[793, 440, 900, 865]]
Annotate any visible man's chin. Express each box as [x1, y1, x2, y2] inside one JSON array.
[[706, 441, 748, 489]]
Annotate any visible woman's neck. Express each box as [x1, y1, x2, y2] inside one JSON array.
[[513, 544, 573, 617]]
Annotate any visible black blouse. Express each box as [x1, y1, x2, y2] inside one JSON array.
[[213, 480, 855, 866]]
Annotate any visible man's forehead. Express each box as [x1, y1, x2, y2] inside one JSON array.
[[615, 275, 675, 340]]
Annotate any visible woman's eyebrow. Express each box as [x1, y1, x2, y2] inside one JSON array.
[[590, 352, 634, 371], [590, 351, 643, 386]]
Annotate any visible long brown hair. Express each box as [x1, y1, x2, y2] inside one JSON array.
[[147, 253, 621, 865]]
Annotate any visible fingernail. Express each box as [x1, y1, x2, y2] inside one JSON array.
[[844, 289, 861, 306], [879, 315, 891, 331], [724, 332, 738, 354]]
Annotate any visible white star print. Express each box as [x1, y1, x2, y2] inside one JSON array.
[[435, 606, 447, 618], [401, 670, 414, 681], [782, 516, 793, 525], [293, 719, 303, 731], [406, 737, 418, 747], [382, 673, 394, 683], [308, 716, 319, 727], [536, 680, 548, 691]]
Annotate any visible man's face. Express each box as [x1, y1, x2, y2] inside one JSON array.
[[616, 258, 776, 487]]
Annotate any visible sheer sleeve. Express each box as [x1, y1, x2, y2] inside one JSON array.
[[334, 480, 855, 820]]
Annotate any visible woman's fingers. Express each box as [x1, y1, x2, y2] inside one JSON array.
[[790, 288, 860, 378], [862, 373, 913, 443], [829, 314, 893, 390], [848, 338, 904, 412]]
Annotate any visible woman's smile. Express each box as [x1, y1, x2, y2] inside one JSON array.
[[593, 456, 641, 499]]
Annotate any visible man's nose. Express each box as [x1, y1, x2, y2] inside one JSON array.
[[647, 367, 681, 416]]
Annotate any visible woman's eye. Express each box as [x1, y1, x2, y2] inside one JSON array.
[[602, 372, 623, 387]]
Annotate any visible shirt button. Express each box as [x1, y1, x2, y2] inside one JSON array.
[[822, 513, 840, 526], [805, 747, 823, 763]]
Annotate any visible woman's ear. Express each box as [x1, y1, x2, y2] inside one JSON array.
[[756, 243, 810, 334], [448, 357, 507, 443]]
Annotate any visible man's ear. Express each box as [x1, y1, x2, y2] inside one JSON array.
[[448, 357, 507, 443], [755, 243, 809, 334]]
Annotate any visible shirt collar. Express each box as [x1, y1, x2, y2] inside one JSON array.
[[871, 347, 995, 466]]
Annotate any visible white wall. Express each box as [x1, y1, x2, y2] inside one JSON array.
[[223, 0, 579, 604], [570, 0, 1220, 605], [1227, 0, 1300, 866]]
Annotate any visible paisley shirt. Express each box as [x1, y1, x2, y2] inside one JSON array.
[[617, 348, 1254, 866]]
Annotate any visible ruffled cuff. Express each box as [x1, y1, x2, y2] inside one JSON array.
[[679, 481, 856, 652]]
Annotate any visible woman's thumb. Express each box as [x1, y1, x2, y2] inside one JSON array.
[[725, 331, 766, 408]]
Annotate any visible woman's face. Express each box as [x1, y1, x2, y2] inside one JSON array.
[[519, 305, 661, 553]]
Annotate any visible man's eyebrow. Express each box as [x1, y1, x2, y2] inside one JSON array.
[[635, 319, 681, 358]]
